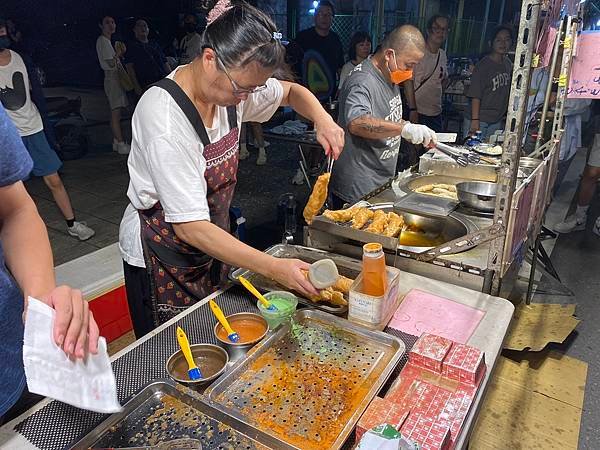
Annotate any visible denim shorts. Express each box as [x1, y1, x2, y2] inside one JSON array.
[[21, 130, 62, 177]]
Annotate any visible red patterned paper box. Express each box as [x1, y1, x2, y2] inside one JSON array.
[[441, 343, 486, 385], [409, 333, 454, 373], [356, 397, 409, 443]]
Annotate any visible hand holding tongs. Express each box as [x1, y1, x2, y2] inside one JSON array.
[[325, 154, 334, 173], [434, 142, 480, 167]]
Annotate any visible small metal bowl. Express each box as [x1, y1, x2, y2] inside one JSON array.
[[166, 343, 228, 387], [213, 312, 268, 362], [456, 181, 498, 212]]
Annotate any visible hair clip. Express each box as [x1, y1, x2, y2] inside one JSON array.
[[273, 32, 283, 41]]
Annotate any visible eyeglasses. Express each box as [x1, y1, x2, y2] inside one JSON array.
[[217, 57, 268, 97]]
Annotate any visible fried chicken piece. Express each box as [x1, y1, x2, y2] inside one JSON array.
[[333, 275, 354, 293], [365, 210, 389, 234], [303, 173, 330, 225], [319, 288, 348, 306], [351, 207, 374, 229], [383, 212, 405, 238], [323, 207, 357, 223]]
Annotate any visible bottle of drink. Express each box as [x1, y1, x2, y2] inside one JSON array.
[[362, 243, 387, 297]]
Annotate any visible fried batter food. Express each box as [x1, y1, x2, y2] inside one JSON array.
[[302, 270, 352, 306], [323, 207, 357, 223], [365, 210, 388, 234], [415, 183, 458, 199], [351, 207, 374, 229], [303, 173, 331, 224], [332, 275, 353, 293], [383, 212, 405, 237]]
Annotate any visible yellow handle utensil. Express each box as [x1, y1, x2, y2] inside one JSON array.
[[176, 326, 202, 380], [209, 300, 240, 343], [238, 275, 277, 311]]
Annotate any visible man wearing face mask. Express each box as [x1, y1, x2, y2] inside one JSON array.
[[179, 13, 203, 65], [330, 25, 437, 207]]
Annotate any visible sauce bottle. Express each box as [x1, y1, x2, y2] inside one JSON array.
[[362, 243, 387, 297]]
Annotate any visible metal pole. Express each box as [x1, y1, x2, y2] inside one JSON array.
[[533, 17, 564, 155], [486, 0, 542, 295], [498, 0, 506, 25], [479, 0, 492, 54], [453, 0, 465, 54]]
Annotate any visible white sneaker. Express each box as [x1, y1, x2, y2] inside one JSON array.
[[68, 221, 95, 241], [291, 168, 305, 185], [256, 149, 267, 166], [593, 217, 600, 237], [239, 144, 250, 160], [117, 142, 131, 155], [554, 214, 586, 234]]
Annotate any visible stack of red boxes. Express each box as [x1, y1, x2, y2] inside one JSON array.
[[356, 333, 486, 450]]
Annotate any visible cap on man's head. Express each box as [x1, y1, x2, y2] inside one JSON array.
[[316, 0, 335, 16]]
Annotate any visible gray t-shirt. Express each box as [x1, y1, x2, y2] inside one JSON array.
[[330, 58, 403, 204], [465, 55, 512, 124]]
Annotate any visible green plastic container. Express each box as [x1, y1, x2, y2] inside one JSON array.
[[258, 291, 298, 330]]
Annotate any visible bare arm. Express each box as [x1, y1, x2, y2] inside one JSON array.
[[469, 98, 481, 132], [172, 221, 318, 296], [348, 114, 406, 140], [279, 81, 344, 158]]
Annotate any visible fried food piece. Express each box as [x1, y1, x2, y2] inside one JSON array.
[[365, 210, 388, 234], [415, 184, 434, 193], [431, 187, 458, 199], [383, 212, 404, 238], [351, 208, 374, 229], [303, 173, 330, 225], [333, 275, 353, 293], [319, 288, 348, 306], [323, 207, 357, 223]]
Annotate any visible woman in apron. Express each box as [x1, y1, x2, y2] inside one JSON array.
[[119, 0, 344, 337]]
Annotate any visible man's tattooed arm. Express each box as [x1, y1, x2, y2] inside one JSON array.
[[348, 115, 406, 139]]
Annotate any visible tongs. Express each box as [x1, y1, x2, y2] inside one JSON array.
[[325, 154, 334, 173], [434, 142, 480, 167]]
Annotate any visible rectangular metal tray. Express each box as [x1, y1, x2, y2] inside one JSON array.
[[204, 309, 405, 450], [230, 244, 364, 315], [394, 191, 458, 218], [72, 381, 295, 449]]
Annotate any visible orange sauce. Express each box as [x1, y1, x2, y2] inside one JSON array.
[[362, 243, 386, 297], [217, 318, 266, 344]]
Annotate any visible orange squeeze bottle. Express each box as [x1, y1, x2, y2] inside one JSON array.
[[362, 243, 387, 297]]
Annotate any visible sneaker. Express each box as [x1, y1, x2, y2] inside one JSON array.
[[239, 144, 250, 160], [594, 217, 600, 237], [291, 168, 305, 185], [117, 142, 131, 155], [256, 149, 267, 166], [554, 214, 586, 234], [68, 221, 95, 241]]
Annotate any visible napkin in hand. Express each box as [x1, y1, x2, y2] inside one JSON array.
[[22, 297, 122, 414]]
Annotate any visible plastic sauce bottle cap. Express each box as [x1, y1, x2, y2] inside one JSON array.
[[308, 259, 340, 289], [363, 243, 383, 254]]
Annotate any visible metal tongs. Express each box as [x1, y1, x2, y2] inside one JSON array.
[[325, 154, 334, 173], [434, 142, 480, 167]]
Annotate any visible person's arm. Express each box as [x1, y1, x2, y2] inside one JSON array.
[[469, 98, 481, 133], [126, 63, 144, 96], [403, 79, 419, 123], [279, 80, 344, 158], [348, 115, 405, 139], [0, 181, 99, 357], [172, 221, 318, 296]]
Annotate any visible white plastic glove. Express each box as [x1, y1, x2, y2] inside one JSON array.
[[401, 122, 438, 147]]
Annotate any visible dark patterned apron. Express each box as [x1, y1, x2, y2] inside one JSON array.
[[139, 78, 239, 325]]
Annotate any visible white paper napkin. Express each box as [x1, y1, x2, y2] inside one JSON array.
[[22, 297, 122, 414]]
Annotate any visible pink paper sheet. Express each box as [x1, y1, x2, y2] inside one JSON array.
[[568, 31, 600, 99], [388, 289, 484, 344]]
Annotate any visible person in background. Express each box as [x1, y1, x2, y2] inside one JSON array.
[[554, 132, 600, 235], [404, 14, 450, 132], [330, 25, 437, 207], [125, 18, 172, 97], [179, 13, 203, 65], [0, 105, 100, 423], [0, 23, 95, 241], [339, 31, 372, 89], [239, 121, 269, 165], [293, 0, 344, 99], [464, 26, 513, 140], [96, 15, 130, 155]]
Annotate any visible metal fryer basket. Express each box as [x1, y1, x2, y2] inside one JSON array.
[[205, 310, 405, 449]]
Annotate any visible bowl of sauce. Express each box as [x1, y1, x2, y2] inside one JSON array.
[[259, 291, 298, 330], [213, 312, 268, 362], [166, 343, 228, 387]]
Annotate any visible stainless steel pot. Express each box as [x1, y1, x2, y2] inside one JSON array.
[[456, 181, 497, 212]]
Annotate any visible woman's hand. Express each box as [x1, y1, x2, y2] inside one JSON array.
[[267, 258, 319, 297], [314, 115, 345, 160], [39, 285, 100, 359]]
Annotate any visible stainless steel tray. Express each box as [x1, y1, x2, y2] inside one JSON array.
[[72, 381, 293, 450], [204, 309, 405, 450], [394, 191, 458, 217], [230, 244, 363, 315]]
